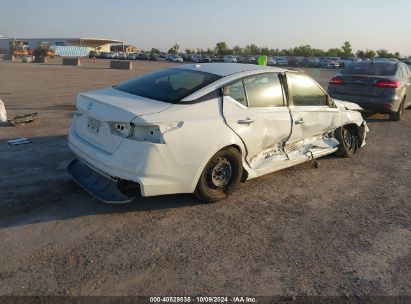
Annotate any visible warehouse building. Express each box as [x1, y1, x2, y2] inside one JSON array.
[[0, 37, 124, 57]]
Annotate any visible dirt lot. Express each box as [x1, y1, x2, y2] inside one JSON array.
[[0, 58, 410, 297]]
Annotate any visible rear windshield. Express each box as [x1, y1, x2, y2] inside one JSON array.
[[114, 68, 221, 103], [341, 62, 397, 76]]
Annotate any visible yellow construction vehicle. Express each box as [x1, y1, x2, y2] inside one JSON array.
[[9, 40, 28, 57]]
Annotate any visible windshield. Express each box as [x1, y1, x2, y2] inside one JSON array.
[[114, 68, 221, 103], [341, 62, 397, 76]]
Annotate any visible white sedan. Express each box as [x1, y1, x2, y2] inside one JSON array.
[[68, 63, 368, 203]]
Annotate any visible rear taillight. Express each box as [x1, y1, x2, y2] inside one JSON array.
[[375, 80, 399, 88], [329, 77, 345, 85]]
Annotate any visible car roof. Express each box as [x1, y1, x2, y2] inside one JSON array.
[[174, 63, 287, 77]]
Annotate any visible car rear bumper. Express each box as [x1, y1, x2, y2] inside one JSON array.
[[329, 93, 402, 113], [68, 127, 199, 199]]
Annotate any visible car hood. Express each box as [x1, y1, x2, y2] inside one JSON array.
[[77, 87, 172, 122], [333, 99, 364, 111]]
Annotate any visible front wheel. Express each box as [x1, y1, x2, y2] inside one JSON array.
[[195, 147, 243, 203], [335, 126, 358, 158]]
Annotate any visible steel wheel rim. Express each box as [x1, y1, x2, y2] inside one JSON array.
[[206, 156, 232, 190], [342, 129, 354, 150]]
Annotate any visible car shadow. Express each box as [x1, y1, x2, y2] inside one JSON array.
[[0, 135, 205, 228]]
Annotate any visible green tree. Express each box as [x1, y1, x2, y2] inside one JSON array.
[[294, 45, 313, 57], [260, 47, 270, 56], [232, 45, 242, 55], [364, 49, 377, 58], [356, 50, 365, 58], [341, 41, 353, 57], [215, 42, 229, 55], [167, 43, 180, 54], [150, 48, 160, 54], [327, 48, 343, 57], [205, 48, 214, 55], [185, 48, 193, 54]]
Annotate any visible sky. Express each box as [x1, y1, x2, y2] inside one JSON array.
[[1, 0, 410, 56]]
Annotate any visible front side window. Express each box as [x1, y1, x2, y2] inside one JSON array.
[[243, 73, 284, 107], [288, 73, 327, 106], [115, 68, 221, 103]]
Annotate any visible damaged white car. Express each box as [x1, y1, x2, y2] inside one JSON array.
[[68, 63, 368, 203]]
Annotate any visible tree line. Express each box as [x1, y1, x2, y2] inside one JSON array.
[[162, 41, 405, 59]]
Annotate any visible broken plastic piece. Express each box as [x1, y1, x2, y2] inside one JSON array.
[[7, 138, 32, 146], [8, 113, 38, 126]]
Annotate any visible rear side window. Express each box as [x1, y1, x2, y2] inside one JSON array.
[[227, 80, 247, 106], [115, 68, 221, 103], [288, 73, 327, 106], [243, 73, 284, 107], [341, 62, 397, 76]]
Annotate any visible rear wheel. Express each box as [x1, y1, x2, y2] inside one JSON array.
[[390, 99, 405, 121], [335, 126, 358, 158], [195, 147, 242, 203]]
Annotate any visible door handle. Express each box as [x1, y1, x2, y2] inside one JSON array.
[[295, 118, 305, 125], [237, 118, 254, 125]]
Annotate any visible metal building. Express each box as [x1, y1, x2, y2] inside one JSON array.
[[0, 37, 124, 57]]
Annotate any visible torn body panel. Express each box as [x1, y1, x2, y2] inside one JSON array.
[[222, 96, 292, 166]]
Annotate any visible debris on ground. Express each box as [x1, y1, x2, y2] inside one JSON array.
[[7, 138, 32, 146], [0, 99, 6, 122], [8, 113, 38, 126]]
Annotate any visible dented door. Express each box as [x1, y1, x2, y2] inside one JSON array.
[[286, 73, 340, 144], [222, 74, 292, 166]]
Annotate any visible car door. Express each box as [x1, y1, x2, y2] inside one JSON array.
[[286, 73, 341, 146], [222, 73, 292, 168]]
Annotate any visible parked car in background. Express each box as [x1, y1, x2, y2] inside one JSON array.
[[328, 60, 411, 120], [67, 63, 368, 204], [137, 53, 150, 60], [89, 51, 99, 58], [211, 56, 223, 62], [340, 57, 362, 68], [149, 53, 160, 61], [191, 54, 202, 63], [127, 53, 137, 60], [301, 57, 320, 67], [201, 56, 211, 63], [181, 54, 192, 62], [325, 57, 341, 68], [99, 52, 109, 59], [267, 57, 277, 66], [274, 56, 288, 66], [106, 52, 117, 59], [224, 55, 237, 63], [167, 54, 184, 63], [246, 56, 257, 64], [117, 52, 127, 60]]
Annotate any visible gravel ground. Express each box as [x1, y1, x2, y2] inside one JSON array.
[[0, 58, 410, 297]]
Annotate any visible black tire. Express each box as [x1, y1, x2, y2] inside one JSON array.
[[335, 126, 358, 158], [390, 99, 405, 121], [195, 147, 243, 203]]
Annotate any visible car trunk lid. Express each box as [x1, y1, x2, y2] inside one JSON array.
[[330, 75, 393, 97], [73, 87, 172, 154]]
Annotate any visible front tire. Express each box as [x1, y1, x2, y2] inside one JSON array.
[[335, 126, 358, 158], [195, 147, 243, 203]]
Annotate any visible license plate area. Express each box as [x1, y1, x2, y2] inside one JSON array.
[[87, 116, 102, 134]]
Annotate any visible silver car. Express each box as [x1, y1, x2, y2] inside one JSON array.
[[328, 60, 411, 121]]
